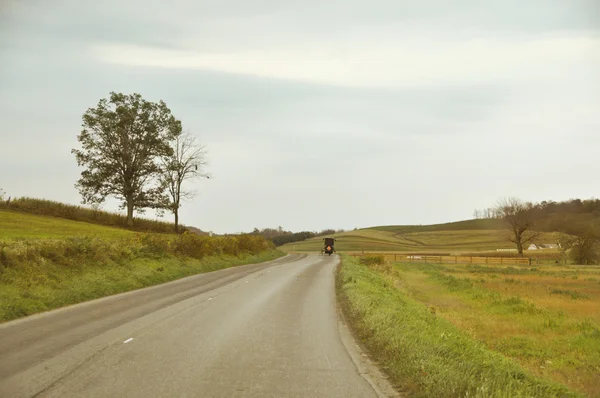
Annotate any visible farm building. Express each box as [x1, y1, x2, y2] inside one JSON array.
[[528, 243, 560, 250]]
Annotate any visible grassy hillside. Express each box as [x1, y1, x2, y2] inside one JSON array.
[[372, 218, 506, 233], [281, 219, 558, 256], [0, 209, 282, 322], [1, 197, 180, 233], [0, 210, 135, 240]]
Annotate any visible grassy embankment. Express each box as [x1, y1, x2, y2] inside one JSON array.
[[0, 207, 283, 323], [337, 254, 599, 397]]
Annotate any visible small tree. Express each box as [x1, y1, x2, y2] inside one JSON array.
[[556, 224, 600, 265], [158, 131, 209, 232], [495, 197, 540, 256], [72, 92, 181, 226]]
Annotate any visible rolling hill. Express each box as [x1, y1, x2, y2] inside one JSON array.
[[279, 219, 558, 255], [0, 209, 136, 240]]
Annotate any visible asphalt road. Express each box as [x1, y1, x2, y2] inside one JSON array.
[[0, 254, 397, 398]]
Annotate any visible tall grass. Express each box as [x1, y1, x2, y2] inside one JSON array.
[[0, 232, 273, 270], [0, 197, 179, 233], [336, 255, 580, 398]]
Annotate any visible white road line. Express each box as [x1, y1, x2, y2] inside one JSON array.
[[208, 298, 213, 301], [123, 338, 134, 344]]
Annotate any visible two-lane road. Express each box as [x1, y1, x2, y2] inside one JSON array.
[[0, 254, 396, 397]]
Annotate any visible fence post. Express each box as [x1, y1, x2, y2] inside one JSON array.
[[455, 256, 457, 264], [470, 256, 473, 264], [394, 254, 397, 262]]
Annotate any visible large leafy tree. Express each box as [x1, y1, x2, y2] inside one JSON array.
[[158, 131, 209, 232], [72, 92, 182, 226]]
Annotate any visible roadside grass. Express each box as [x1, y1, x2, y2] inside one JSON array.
[[0, 250, 283, 322], [390, 262, 600, 397], [337, 255, 580, 398], [0, 210, 283, 322], [0, 210, 135, 240]]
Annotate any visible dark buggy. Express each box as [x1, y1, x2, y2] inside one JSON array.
[[323, 238, 336, 256]]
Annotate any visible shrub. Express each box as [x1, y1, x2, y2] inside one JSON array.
[[359, 255, 385, 266]]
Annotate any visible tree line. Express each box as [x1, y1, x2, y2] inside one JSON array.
[[72, 92, 208, 232], [250, 226, 344, 247], [492, 197, 600, 264]]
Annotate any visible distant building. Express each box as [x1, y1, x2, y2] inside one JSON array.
[[528, 243, 559, 250], [540, 243, 559, 249]]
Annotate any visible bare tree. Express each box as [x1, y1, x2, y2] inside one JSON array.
[[495, 197, 540, 256], [473, 209, 482, 219], [159, 131, 209, 232]]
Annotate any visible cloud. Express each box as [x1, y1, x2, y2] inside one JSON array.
[[92, 31, 600, 89], [1, 0, 599, 233]]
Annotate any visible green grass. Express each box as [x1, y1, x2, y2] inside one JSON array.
[[0, 210, 135, 240], [1, 197, 179, 233], [0, 250, 284, 322], [336, 255, 581, 398]]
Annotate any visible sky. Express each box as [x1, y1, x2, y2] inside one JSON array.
[[1, 0, 599, 234]]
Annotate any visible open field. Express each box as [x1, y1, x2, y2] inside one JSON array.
[[0, 210, 135, 240], [281, 222, 560, 259], [338, 253, 600, 397], [337, 254, 583, 397]]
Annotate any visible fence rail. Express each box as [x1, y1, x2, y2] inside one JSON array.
[[350, 253, 532, 265]]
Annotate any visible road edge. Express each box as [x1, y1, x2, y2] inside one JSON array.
[[0, 253, 302, 329]]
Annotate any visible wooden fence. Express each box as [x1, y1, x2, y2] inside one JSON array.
[[350, 253, 532, 266]]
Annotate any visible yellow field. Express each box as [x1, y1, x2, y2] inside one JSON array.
[[393, 261, 600, 397]]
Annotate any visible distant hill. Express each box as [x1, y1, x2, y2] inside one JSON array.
[[281, 199, 600, 254], [280, 219, 555, 255], [186, 226, 210, 236], [371, 218, 505, 234]]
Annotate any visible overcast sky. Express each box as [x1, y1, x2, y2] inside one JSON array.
[[1, 1, 599, 233]]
